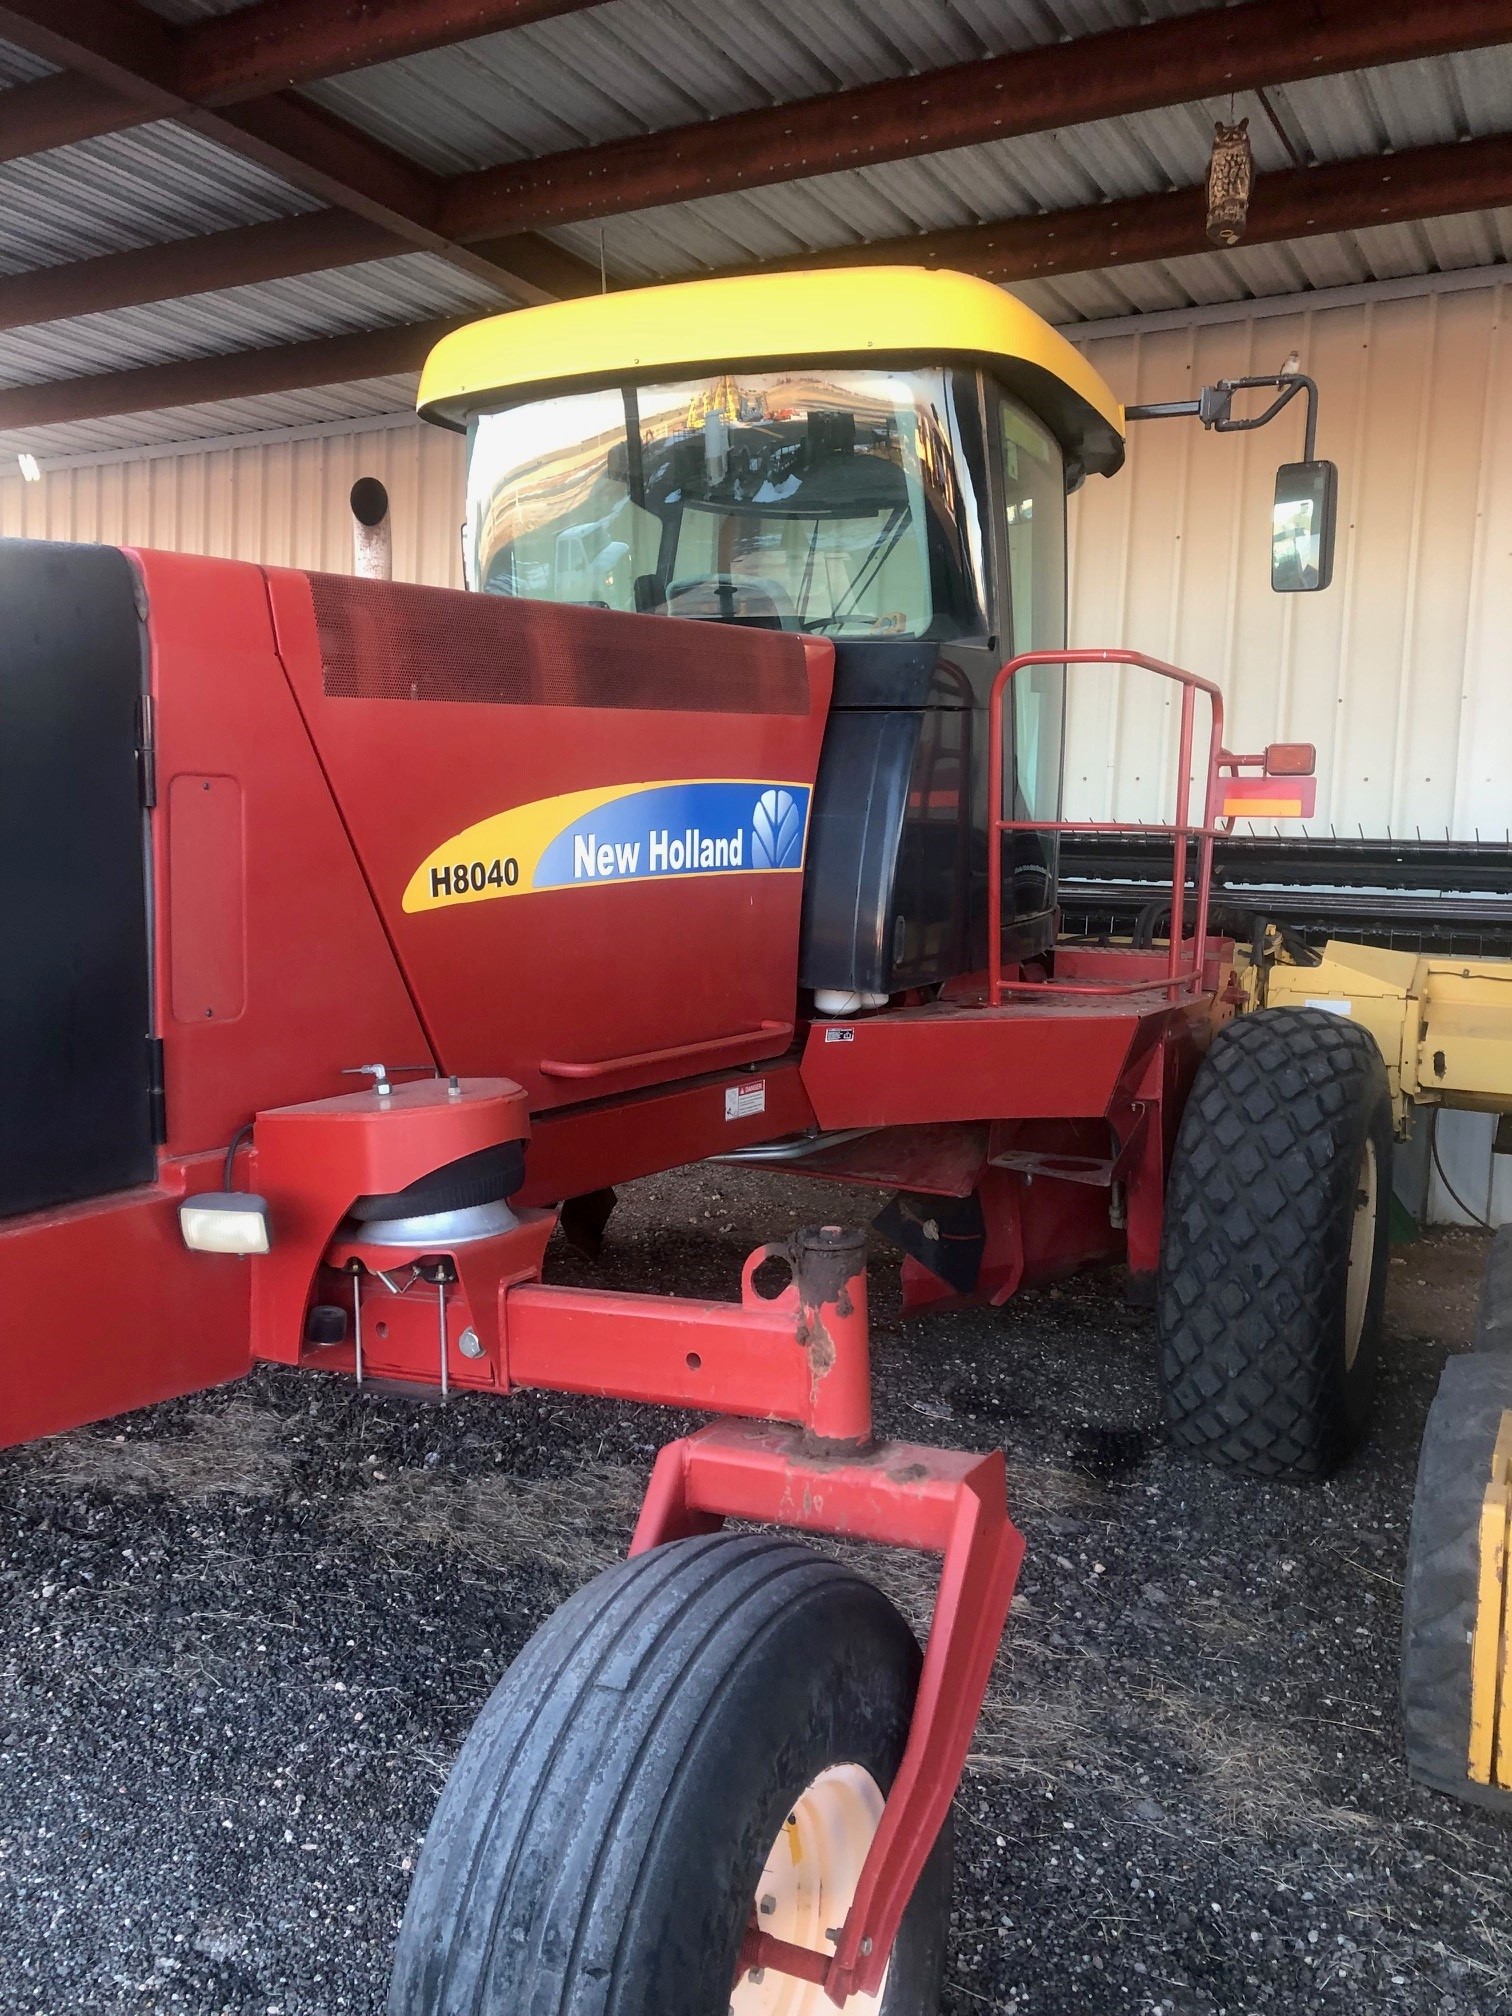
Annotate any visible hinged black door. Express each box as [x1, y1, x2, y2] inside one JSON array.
[[0, 542, 155, 1217]]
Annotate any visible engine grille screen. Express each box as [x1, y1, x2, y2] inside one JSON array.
[[310, 575, 811, 715]]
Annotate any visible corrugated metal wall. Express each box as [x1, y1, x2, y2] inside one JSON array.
[[1, 278, 1504, 1220], [0, 418, 467, 586], [1066, 278, 1512, 843], [1065, 277, 1511, 1225]]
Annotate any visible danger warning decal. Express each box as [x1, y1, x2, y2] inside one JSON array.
[[403, 780, 811, 914]]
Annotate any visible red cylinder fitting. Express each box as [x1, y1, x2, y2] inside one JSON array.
[[791, 1224, 873, 1446]]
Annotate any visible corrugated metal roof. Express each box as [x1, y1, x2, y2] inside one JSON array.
[[0, 372, 422, 461], [303, 7, 1511, 194], [306, 0, 1181, 178], [0, 122, 314, 275], [0, 38, 58, 86], [0, 253, 502, 389], [0, 0, 1503, 449], [1010, 208, 1512, 323]]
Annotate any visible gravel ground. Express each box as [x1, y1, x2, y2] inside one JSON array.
[[0, 1167, 1504, 2016]]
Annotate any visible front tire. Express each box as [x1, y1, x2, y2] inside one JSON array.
[[388, 1532, 952, 2015], [1158, 1007, 1393, 1480]]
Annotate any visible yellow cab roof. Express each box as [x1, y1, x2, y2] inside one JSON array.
[[417, 266, 1126, 481]]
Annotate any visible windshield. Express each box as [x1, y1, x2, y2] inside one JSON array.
[[463, 367, 988, 639]]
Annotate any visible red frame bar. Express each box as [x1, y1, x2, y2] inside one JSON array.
[[320, 1200, 1015, 2003], [503, 1227, 874, 1443], [238, 1073, 1020, 2005], [633, 1420, 1023, 2006], [987, 649, 1228, 1004]]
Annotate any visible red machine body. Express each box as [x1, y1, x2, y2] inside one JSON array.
[[0, 543, 1255, 2006], [0, 548, 1230, 1444], [264, 566, 835, 1108]]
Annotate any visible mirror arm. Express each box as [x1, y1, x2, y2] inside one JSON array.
[[1127, 373, 1319, 461], [1123, 396, 1203, 422]]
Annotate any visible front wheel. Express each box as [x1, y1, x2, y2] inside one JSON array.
[[388, 1532, 953, 2015], [1158, 1007, 1393, 1480]]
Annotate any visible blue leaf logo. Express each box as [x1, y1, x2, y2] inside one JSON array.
[[752, 788, 802, 869]]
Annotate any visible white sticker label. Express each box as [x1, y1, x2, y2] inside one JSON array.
[[1303, 997, 1353, 1016], [824, 1027, 856, 1044], [725, 1078, 766, 1121]]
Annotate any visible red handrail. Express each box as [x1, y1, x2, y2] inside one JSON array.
[[987, 649, 1228, 1005]]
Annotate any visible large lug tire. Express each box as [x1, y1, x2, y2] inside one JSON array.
[[1158, 1007, 1393, 1481], [1401, 1351, 1512, 1814], [388, 1532, 953, 2016], [1473, 1226, 1512, 1352]]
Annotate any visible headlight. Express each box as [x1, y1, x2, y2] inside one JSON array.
[[179, 1193, 272, 1255]]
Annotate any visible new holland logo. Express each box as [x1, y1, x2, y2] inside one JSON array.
[[404, 780, 812, 913]]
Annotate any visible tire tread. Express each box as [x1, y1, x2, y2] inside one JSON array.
[[389, 1533, 927, 2016], [1158, 1007, 1390, 1479]]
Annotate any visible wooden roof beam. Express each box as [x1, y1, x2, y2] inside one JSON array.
[[0, 213, 403, 331], [764, 132, 1512, 286], [184, 0, 606, 104], [0, 208, 601, 331], [0, 0, 605, 114], [0, 316, 463, 432], [0, 69, 139, 163]]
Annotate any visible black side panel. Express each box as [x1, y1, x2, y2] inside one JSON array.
[[801, 637, 1003, 997], [828, 638, 949, 710], [0, 542, 154, 1217], [799, 710, 920, 995]]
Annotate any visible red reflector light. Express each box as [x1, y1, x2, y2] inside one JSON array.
[[1222, 775, 1317, 820], [1264, 741, 1316, 777]]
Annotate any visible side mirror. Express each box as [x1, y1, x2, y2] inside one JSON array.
[[1272, 459, 1337, 592]]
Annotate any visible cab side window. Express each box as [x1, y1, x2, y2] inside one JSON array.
[[999, 399, 1068, 829]]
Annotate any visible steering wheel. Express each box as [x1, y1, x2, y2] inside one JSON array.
[[663, 573, 800, 630]]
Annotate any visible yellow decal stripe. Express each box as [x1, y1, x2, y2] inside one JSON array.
[[1468, 1409, 1512, 1786], [403, 782, 646, 913]]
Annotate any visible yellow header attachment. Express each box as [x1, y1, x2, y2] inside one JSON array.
[[418, 266, 1126, 481]]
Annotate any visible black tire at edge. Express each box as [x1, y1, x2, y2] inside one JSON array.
[[1401, 1350, 1512, 1815], [1158, 1006, 1393, 1481], [388, 1531, 954, 2016], [1474, 1225, 1512, 1352]]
